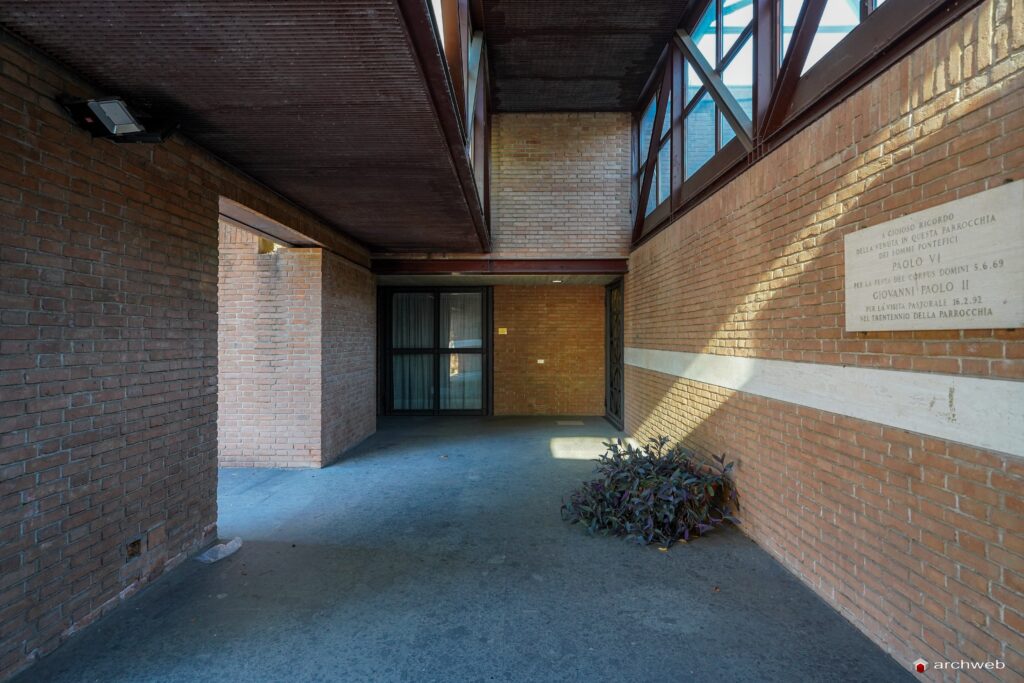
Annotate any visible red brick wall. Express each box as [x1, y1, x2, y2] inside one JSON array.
[[493, 285, 605, 415], [625, 1, 1023, 678], [489, 113, 632, 258], [218, 226, 377, 467], [217, 224, 324, 467], [321, 250, 376, 464], [0, 34, 368, 680]]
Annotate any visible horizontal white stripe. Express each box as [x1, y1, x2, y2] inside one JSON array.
[[625, 347, 1024, 458]]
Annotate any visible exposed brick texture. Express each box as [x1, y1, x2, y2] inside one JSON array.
[[217, 224, 324, 468], [218, 224, 376, 468], [625, 2, 1023, 679], [489, 113, 632, 258], [0, 34, 368, 680], [493, 285, 605, 415], [321, 249, 376, 464]]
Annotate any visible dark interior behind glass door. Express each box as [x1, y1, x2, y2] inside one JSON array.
[[382, 287, 491, 415]]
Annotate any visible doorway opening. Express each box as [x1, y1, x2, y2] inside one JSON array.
[[605, 278, 624, 429], [379, 286, 493, 415]]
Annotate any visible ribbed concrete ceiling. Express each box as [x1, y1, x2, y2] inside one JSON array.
[[482, 0, 690, 111], [0, 1, 486, 253]]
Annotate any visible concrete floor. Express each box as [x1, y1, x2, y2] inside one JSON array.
[[16, 417, 911, 682]]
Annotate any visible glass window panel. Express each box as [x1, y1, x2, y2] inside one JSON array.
[[692, 0, 718, 66], [803, 0, 859, 74], [685, 91, 716, 179], [780, 0, 802, 62], [721, 0, 753, 57], [393, 354, 433, 410], [645, 164, 658, 216], [686, 64, 704, 106], [431, 0, 445, 52], [391, 293, 434, 348], [657, 142, 671, 204], [721, 112, 736, 148], [440, 354, 482, 410], [722, 35, 754, 120], [440, 292, 482, 349], [660, 90, 673, 139], [639, 97, 657, 163]]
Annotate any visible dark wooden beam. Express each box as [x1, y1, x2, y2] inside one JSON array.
[[759, 0, 826, 137], [673, 29, 754, 151], [372, 258, 629, 275]]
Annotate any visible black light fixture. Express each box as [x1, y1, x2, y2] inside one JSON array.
[[59, 95, 177, 143]]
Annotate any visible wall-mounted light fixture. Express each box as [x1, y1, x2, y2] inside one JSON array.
[[59, 95, 177, 143]]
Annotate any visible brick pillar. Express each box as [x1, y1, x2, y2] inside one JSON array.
[[217, 223, 375, 467]]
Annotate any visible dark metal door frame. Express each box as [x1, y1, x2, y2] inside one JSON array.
[[379, 286, 493, 416], [605, 278, 624, 429]]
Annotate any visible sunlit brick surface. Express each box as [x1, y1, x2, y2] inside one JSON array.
[[625, 2, 1024, 678]]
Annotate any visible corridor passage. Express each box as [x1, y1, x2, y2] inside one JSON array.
[[17, 418, 910, 682]]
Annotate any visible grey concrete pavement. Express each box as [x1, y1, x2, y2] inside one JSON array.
[[15, 417, 912, 682]]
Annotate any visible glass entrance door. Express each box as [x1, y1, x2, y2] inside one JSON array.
[[385, 288, 490, 415]]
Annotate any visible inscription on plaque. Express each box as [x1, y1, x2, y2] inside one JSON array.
[[844, 181, 1024, 331]]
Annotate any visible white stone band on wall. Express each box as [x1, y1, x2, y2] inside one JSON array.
[[625, 347, 1024, 458]]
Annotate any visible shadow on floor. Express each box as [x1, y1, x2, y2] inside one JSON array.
[[15, 417, 912, 682]]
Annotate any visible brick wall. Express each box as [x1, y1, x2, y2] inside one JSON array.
[[217, 224, 323, 468], [321, 250, 376, 464], [493, 285, 605, 415], [218, 225, 377, 468], [0, 33, 368, 680], [625, 1, 1023, 678], [490, 113, 632, 258]]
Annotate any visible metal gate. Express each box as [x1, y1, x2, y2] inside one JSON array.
[[605, 279, 624, 429]]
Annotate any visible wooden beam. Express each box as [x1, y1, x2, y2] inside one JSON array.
[[759, 0, 826, 137], [673, 29, 754, 151]]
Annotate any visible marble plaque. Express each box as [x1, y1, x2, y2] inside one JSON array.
[[844, 181, 1024, 331]]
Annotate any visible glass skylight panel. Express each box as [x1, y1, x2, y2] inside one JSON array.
[[693, 1, 718, 66], [803, 0, 860, 73], [685, 92, 716, 179], [721, 35, 754, 119], [661, 90, 673, 138], [640, 97, 657, 159], [657, 142, 671, 203], [431, 0, 445, 51], [721, 112, 736, 147], [721, 0, 753, 57], [780, 0, 802, 62], [645, 166, 659, 216]]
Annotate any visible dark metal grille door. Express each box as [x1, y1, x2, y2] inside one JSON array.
[[605, 279, 624, 429]]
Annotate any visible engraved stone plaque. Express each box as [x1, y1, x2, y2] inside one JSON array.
[[844, 181, 1024, 331]]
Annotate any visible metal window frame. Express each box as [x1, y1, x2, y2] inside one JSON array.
[[379, 286, 493, 416], [631, 0, 983, 247]]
